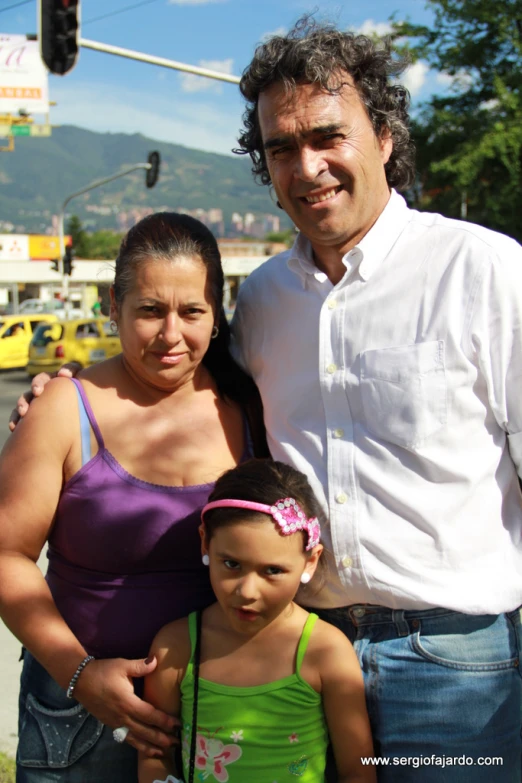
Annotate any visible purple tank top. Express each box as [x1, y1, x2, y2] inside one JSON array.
[[46, 379, 253, 660]]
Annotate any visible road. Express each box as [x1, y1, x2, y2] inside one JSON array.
[[0, 369, 39, 757]]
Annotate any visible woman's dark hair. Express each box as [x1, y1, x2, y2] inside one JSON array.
[[203, 459, 326, 549], [113, 212, 268, 454], [235, 15, 415, 191]]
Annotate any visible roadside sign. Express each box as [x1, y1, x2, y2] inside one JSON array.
[[0, 234, 29, 261], [30, 124, 51, 136], [11, 124, 30, 136], [0, 123, 52, 137], [0, 34, 49, 114]]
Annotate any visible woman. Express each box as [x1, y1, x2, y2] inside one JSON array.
[[0, 212, 266, 782]]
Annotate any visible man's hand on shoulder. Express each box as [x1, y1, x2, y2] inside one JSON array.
[[8, 362, 83, 431]]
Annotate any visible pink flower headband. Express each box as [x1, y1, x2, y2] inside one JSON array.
[[201, 497, 321, 551]]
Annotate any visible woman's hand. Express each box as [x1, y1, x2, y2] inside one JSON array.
[[8, 363, 82, 431], [74, 655, 179, 757]]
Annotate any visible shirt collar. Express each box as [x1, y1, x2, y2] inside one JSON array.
[[287, 232, 328, 286], [287, 189, 411, 285]]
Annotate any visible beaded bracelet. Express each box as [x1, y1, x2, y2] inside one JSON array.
[[66, 655, 95, 699]]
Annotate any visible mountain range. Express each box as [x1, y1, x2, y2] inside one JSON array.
[[0, 125, 289, 234]]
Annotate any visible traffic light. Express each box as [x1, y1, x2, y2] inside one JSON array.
[[39, 0, 81, 76], [146, 151, 160, 188], [51, 259, 59, 272], [63, 245, 74, 276]]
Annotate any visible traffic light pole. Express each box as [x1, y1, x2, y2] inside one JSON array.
[[58, 159, 157, 317]]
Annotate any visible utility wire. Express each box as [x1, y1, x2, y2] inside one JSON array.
[[83, 0, 162, 27], [0, 0, 162, 29], [0, 0, 32, 15]]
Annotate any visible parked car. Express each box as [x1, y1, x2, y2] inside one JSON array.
[[19, 298, 85, 319], [0, 314, 59, 370], [26, 317, 121, 377]]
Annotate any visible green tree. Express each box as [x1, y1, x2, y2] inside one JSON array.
[[392, 0, 522, 241], [65, 215, 90, 258], [87, 230, 123, 260]]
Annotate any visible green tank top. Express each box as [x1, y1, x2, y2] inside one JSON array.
[[180, 611, 328, 782]]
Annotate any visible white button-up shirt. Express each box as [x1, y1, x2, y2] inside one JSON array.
[[232, 190, 522, 613]]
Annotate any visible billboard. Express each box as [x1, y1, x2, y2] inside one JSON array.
[[0, 34, 49, 114], [29, 235, 62, 260], [0, 234, 29, 262], [0, 235, 72, 261]]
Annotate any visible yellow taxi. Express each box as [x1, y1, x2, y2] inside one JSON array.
[[26, 317, 121, 377], [0, 314, 59, 370]]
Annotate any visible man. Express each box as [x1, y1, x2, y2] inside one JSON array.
[[231, 18, 522, 781], [10, 17, 522, 780], [91, 296, 103, 317]]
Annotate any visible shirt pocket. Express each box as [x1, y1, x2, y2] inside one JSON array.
[[359, 340, 447, 448]]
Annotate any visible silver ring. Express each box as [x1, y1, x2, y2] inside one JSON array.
[[112, 726, 129, 743]]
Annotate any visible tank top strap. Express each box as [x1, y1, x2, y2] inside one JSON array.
[[73, 382, 92, 466], [187, 611, 199, 664], [71, 378, 105, 451], [295, 613, 318, 675]]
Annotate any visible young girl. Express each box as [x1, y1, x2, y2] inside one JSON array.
[[138, 459, 376, 783]]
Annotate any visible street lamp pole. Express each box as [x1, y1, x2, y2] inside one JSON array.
[[57, 157, 158, 316], [79, 38, 240, 84]]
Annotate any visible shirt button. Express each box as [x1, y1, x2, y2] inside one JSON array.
[[326, 363, 337, 374], [353, 607, 365, 618], [333, 428, 344, 438], [336, 492, 347, 504], [327, 299, 337, 310], [341, 555, 353, 568]]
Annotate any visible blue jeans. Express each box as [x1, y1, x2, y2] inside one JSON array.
[[314, 605, 522, 782], [16, 652, 138, 783]]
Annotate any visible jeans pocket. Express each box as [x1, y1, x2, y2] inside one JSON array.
[[17, 692, 103, 768], [360, 341, 446, 448], [411, 613, 520, 672]]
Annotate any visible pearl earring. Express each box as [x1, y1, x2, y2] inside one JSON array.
[[300, 572, 311, 585], [202, 554, 210, 566]]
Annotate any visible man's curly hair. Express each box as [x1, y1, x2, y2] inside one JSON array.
[[235, 16, 415, 191]]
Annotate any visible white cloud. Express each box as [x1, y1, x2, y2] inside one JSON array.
[[261, 27, 287, 42], [352, 19, 393, 37], [48, 82, 241, 156], [179, 58, 234, 94], [435, 72, 452, 87], [402, 61, 428, 96], [436, 69, 474, 90], [479, 98, 499, 112]]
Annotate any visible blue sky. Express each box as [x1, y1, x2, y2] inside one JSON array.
[[2, 0, 443, 156]]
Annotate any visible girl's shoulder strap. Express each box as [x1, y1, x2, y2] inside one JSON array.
[[186, 610, 202, 664], [295, 612, 319, 675], [187, 611, 198, 661]]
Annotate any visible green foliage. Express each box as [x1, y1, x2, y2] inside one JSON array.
[[86, 230, 124, 260], [64, 215, 123, 259], [66, 215, 90, 257], [0, 752, 15, 783], [392, 0, 522, 241], [264, 229, 295, 246]]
